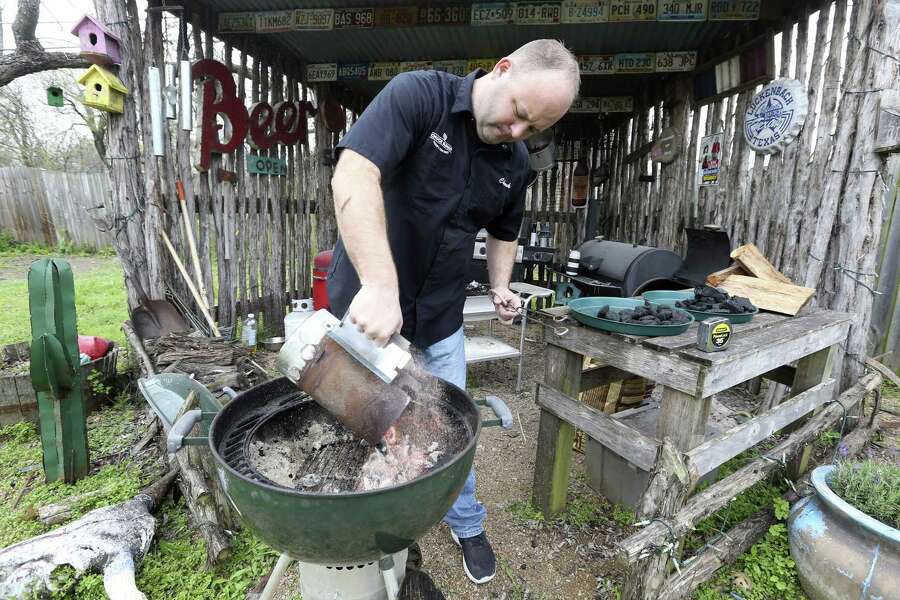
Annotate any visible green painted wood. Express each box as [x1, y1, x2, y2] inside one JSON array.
[[28, 259, 89, 483], [532, 343, 583, 517]]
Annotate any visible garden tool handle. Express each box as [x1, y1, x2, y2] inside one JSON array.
[[476, 395, 514, 429]]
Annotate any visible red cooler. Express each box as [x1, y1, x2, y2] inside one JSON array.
[[312, 249, 333, 310]]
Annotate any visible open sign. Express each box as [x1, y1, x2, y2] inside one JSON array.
[[247, 154, 287, 176]]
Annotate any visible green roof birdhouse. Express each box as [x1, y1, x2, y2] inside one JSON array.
[[78, 65, 128, 113], [47, 86, 64, 107]]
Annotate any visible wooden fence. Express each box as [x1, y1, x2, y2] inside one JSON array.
[[0, 168, 114, 250]]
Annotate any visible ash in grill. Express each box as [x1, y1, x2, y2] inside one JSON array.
[[225, 389, 471, 494]]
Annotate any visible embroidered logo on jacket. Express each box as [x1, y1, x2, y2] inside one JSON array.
[[498, 177, 511, 189], [430, 132, 453, 155]]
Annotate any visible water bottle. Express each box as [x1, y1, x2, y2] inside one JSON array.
[[243, 313, 257, 349]]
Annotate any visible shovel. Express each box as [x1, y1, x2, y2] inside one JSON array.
[[128, 275, 190, 341]]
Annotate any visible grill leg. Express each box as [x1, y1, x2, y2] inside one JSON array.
[[259, 553, 293, 600], [380, 555, 401, 600]]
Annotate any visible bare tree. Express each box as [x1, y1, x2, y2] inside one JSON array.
[[0, 83, 45, 166], [0, 0, 90, 87]]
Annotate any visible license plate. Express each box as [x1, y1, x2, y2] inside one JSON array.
[[337, 63, 368, 80], [601, 96, 634, 112], [471, 2, 514, 25], [218, 12, 256, 33], [255, 10, 294, 33], [608, 0, 657, 21], [655, 51, 697, 71], [578, 54, 617, 74], [615, 53, 655, 73], [418, 4, 471, 25], [400, 61, 433, 72], [569, 97, 602, 113], [306, 63, 337, 82], [514, 2, 561, 24], [369, 62, 402, 81], [561, 0, 609, 23], [433, 60, 469, 76], [709, 0, 760, 19], [658, 0, 708, 20], [374, 6, 419, 27], [467, 58, 497, 72], [294, 8, 333, 30], [334, 7, 374, 28]]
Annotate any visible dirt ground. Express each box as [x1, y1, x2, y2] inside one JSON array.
[[0, 254, 110, 282]]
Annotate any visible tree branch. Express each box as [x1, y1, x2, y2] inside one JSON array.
[[1, 0, 91, 88], [0, 50, 91, 88]]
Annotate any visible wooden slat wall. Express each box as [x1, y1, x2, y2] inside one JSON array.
[[137, 19, 321, 335], [580, 0, 896, 387]]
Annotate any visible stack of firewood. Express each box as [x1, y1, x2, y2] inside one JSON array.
[[706, 244, 816, 316], [141, 332, 269, 391]]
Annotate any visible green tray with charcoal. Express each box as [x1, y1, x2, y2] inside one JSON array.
[[567, 297, 694, 337], [667, 286, 758, 324]]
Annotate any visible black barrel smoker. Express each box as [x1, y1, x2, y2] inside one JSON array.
[[568, 227, 732, 298]]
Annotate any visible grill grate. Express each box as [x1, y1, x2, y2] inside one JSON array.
[[220, 391, 309, 484]]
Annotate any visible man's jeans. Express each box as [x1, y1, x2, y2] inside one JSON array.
[[422, 326, 486, 538]]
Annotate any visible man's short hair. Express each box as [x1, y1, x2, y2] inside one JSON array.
[[508, 39, 581, 98]]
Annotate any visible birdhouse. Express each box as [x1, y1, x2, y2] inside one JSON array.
[[70, 15, 122, 65], [78, 65, 128, 113], [47, 86, 64, 107]]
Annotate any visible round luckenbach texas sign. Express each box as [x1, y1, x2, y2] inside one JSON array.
[[743, 79, 808, 154]]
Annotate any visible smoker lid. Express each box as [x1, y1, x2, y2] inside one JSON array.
[[673, 228, 732, 285]]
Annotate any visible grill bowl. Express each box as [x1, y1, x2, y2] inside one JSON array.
[[208, 376, 479, 564]]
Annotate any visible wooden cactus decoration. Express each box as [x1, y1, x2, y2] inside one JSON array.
[[28, 259, 89, 483]]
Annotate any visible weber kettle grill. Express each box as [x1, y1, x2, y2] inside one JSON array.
[[147, 308, 512, 600]]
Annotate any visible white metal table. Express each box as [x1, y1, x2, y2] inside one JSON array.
[[462, 283, 553, 392]]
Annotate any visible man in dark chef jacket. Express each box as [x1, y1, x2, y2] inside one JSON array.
[[328, 40, 580, 584]]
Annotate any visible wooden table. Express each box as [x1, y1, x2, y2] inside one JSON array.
[[531, 307, 853, 517]]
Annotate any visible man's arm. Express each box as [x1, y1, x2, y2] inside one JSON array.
[[486, 233, 522, 324], [331, 149, 403, 344]]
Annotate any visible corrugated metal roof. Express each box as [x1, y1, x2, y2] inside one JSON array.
[[200, 0, 764, 99]]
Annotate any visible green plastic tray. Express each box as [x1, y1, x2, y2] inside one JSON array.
[[641, 290, 693, 303], [642, 291, 758, 324], [567, 297, 694, 337]]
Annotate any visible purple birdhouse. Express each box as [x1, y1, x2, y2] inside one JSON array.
[[70, 15, 122, 66]]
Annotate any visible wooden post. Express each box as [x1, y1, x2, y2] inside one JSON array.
[[786, 345, 835, 478], [656, 387, 712, 453], [532, 341, 582, 517], [621, 440, 690, 600]]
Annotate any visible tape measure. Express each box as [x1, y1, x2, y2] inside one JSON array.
[[697, 318, 732, 352]]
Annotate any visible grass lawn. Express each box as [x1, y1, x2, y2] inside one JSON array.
[[0, 254, 129, 347]]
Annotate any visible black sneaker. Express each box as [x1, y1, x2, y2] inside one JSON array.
[[450, 531, 496, 584]]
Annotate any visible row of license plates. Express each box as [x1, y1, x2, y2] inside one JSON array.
[[305, 50, 696, 82], [221, 0, 759, 32]]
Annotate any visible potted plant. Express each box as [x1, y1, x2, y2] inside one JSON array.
[[788, 460, 900, 600]]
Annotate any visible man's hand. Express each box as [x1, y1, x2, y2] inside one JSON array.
[[347, 283, 403, 346], [489, 288, 521, 325]]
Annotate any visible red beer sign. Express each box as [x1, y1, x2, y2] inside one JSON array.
[[192, 59, 315, 172]]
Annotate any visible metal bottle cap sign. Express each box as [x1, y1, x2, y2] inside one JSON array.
[[744, 78, 808, 155]]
